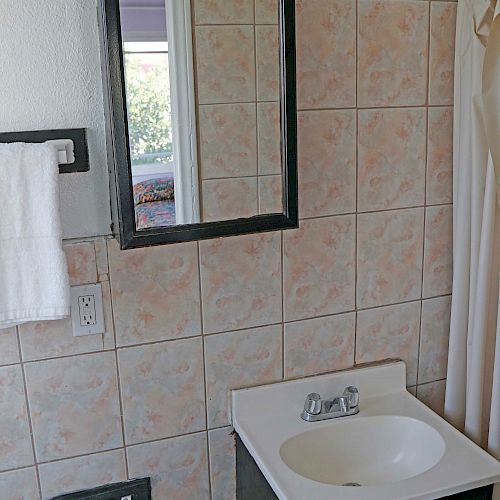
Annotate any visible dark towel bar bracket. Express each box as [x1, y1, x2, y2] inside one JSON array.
[[0, 128, 89, 173]]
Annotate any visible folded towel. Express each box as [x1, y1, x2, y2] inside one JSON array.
[[0, 143, 70, 329]]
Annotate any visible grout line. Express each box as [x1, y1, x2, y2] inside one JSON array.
[[93, 241, 106, 353], [416, 300, 424, 387], [11, 291, 454, 367], [9, 292, 455, 370], [197, 241, 212, 500], [125, 428, 208, 451], [297, 201, 452, 222], [353, 0, 359, 365], [426, 0, 432, 107], [20, 445, 127, 470], [281, 230, 285, 380], [198, 98, 279, 107], [253, 3, 261, 218], [15, 329, 43, 499], [105, 240, 129, 480], [296, 103, 449, 113], [194, 22, 275, 27], [418, 0, 432, 383], [417, 377, 447, 389], [0, 464, 41, 478], [0, 419, 230, 477], [202, 173, 282, 182], [5, 426, 229, 472], [197, 243, 206, 338], [418, 210, 428, 387], [0, 360, 25, 369], [205, 429, 213, 500], [355, 0, 359, 110]]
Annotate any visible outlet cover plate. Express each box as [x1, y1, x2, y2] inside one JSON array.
[[70, 283, 105, 337]]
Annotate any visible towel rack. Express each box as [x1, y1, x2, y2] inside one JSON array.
[[0, 128, 89, 173]]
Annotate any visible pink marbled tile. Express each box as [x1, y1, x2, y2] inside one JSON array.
[[200, 232, 282, 334], [427, 107, 453, 205], [259, 175, 283, 214], [205, 325, 282, 428], [429, 2, 457, 105], [64, 242, 97, 286], [358, 108, 426, 211], [194, 0, 254, 24], [208, 427, 236, 500], [19, 317, 102, 362], [118, 337, 205, 445], [19, 281, 114, 360], [127, 433, 210, 500], [0, 468, 39, 500], [25, 352, 122, 462], [256, 25, 280, 101], [101, 281, 116, 350], [108, 239, 201, 347], [255, 0, 279, 24], [284, 313, 355, 379], [298, 110, 356, 218], [419, 296, 451, 384], [356, 301, 421, 385], [0, 328, 19, 366], [257, 102, 281, 176], [0, 365, 33, 471], [296, 0, 356, 109], [358, 0, 429, 107], [196, 26, 256, 104], [357, 208, 424, 308], [199, 103, 257, 180], [39, 449, 127, 499], [202, 177, 258, 222], [284, 216, 356, 322], [418, 379, 446, 417], [94, 237, 109, 278], [423, 205, 453, 298]]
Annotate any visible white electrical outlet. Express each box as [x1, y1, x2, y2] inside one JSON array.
[[121, 496, 132, 500], [79, 295, 97, 326], [70, 284, 105, 337]]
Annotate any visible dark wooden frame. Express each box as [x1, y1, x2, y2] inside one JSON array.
[[100, 0, 298, 249]]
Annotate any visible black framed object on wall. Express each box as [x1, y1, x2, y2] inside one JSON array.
[[99, 0, 298, 249]]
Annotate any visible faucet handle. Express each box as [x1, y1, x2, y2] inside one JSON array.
[[303, 393, 322, 415], [343, 386, 359, 409]]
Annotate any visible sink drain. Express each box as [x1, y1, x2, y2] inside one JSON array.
[[342, 482, 362, 487]]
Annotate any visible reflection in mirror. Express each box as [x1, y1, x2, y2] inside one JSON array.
[[118, 0, 283, 231]]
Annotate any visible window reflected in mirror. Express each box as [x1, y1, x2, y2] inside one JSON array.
[[124, 41, 176, 227], [118, 0, 283, 231]]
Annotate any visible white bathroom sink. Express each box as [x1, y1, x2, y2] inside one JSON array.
[[280, 415, 445, 486], [232, 362, 500, 500]]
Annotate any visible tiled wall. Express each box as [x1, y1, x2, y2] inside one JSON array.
[[194, 0, 283, 220], [0, 0, 456, 499]]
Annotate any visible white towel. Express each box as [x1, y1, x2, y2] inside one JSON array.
[[0, 143, 70, 329]]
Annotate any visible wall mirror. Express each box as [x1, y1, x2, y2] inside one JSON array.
[[100, 0, 297, 249]]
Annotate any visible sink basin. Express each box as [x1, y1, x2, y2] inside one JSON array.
[[232, 362, 500, 499], [280, 416, 445, 486]]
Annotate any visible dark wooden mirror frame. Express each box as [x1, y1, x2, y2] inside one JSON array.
[[100, 0, 297, 249]]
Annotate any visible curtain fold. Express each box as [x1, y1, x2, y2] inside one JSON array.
[[444, 0, 500, 462]]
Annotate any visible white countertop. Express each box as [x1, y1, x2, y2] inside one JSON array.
[[232, 362, 500, 500]]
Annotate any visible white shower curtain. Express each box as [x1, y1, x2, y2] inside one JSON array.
[[445, 0, 500, 466]]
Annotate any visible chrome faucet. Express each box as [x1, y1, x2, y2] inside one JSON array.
[[301, 386, 359, 422]]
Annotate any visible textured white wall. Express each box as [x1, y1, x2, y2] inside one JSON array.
[[0, 0, 111, 239]]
